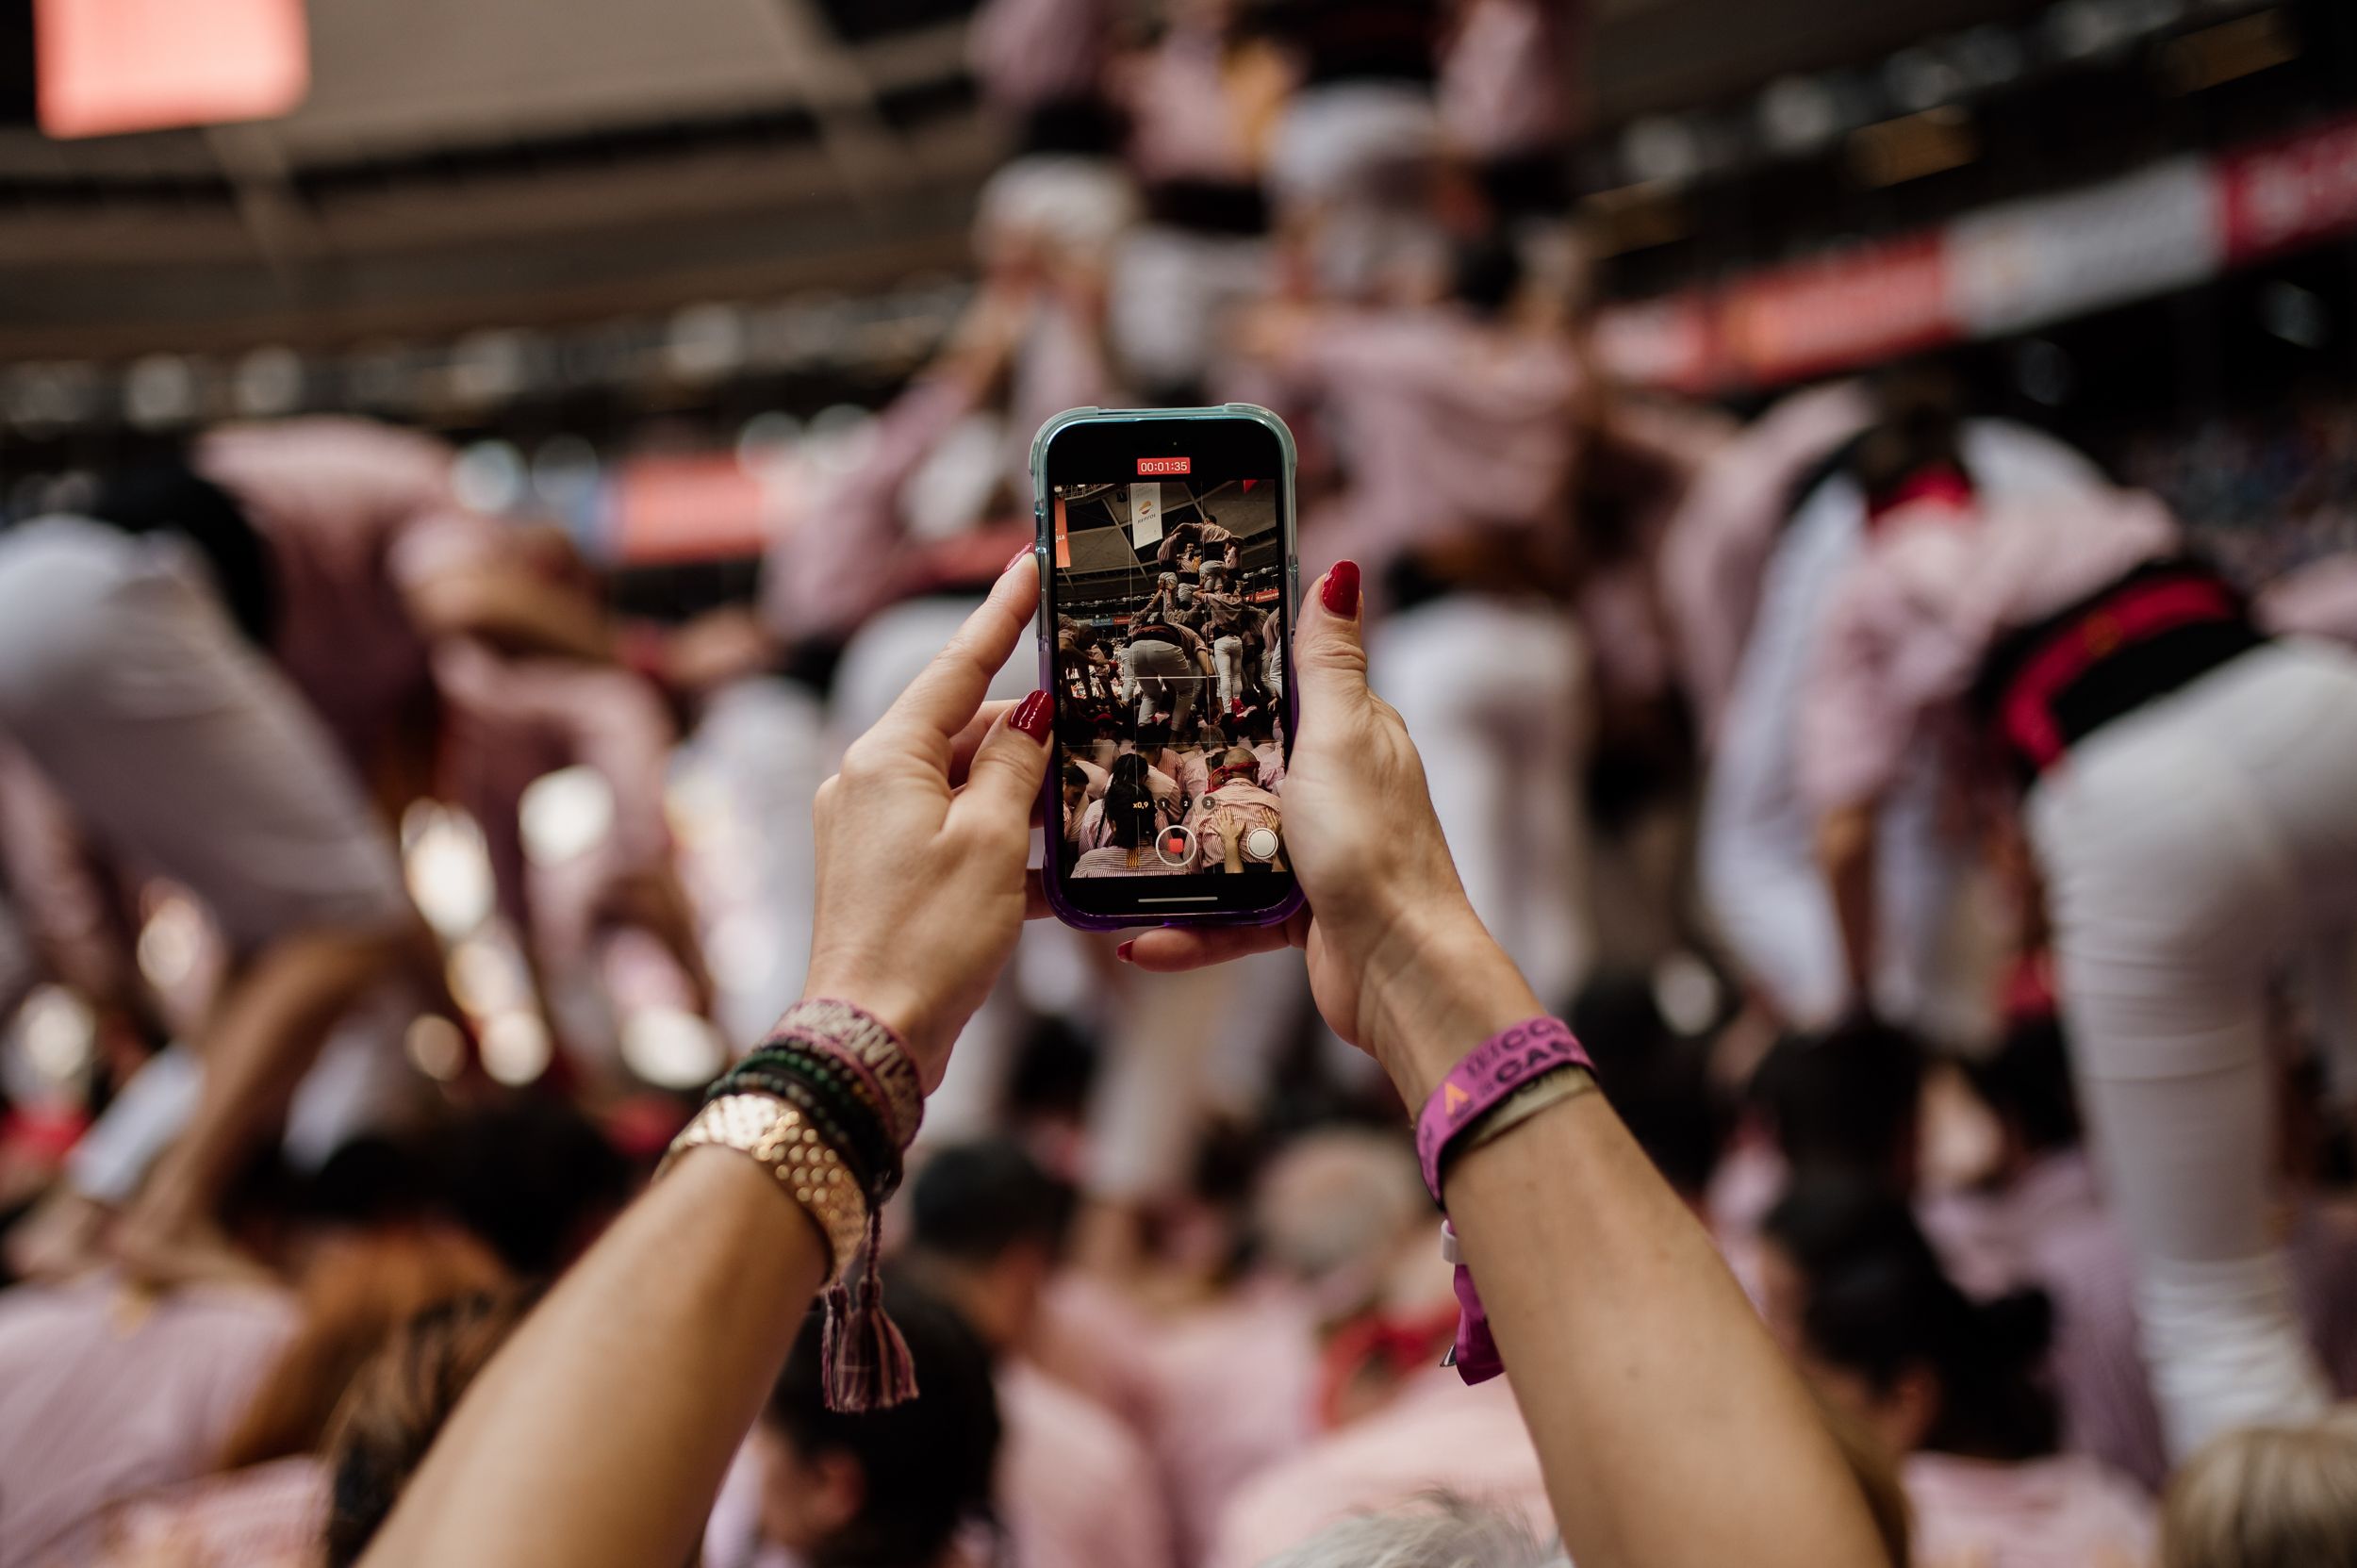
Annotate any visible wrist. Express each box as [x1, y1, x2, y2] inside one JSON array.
[[1359, 908, 1545, 1105]]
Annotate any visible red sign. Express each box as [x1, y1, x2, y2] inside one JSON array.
[[1137, 456, 1192, 476], [1719, 235, 1953, 385], [610, 454, 783, 565], [37, 0, 309, 139], [2221, 114, 2357, 264]]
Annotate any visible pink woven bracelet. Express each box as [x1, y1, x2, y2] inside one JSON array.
[[1413, 1016, 1593, 1386], [1413, 1016, 1591, 1204]]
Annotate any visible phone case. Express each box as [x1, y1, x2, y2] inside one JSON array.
[[1031, 404, 1306, 932]]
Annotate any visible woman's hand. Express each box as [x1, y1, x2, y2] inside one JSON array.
[[800, 554, 1052, 1087], [1123, 562, 1541, 1102]]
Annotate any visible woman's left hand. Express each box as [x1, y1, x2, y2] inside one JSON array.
[[800, 554, 1053, 1087]]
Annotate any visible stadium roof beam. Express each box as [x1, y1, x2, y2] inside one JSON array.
[[765, 0, 915, 206]]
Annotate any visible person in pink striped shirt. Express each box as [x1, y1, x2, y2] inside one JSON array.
[[1802, 399, 2357, 1458]]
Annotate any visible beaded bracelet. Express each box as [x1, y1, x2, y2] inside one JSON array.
[[763, 999, 924, 1147], [733, 1044, 896, 1139], [665, 997, 926, 1413]]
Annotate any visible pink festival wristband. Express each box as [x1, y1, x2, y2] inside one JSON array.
[[1414, 1016, 1592, 1386], [1413, 1015, 1591, 1204]]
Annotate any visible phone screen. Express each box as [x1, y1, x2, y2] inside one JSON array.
[[1037, 410, 1298, 926]]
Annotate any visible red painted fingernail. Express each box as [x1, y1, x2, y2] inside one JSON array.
[[1321, 560, 1360, 619], [1005, 546, 1034, 572], [1012, 689, 1053, 742], [1115, 940, 1135, 962]]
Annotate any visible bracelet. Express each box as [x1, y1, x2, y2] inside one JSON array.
[[662, 1093, 868, 1280], [725, 1060, 899, 1205], [734, 1043, 895, 1136], [1462, 1066, 1598, 1161], [692, 999, 928, 1415], [1412, 1017, 1595, 1390], [764, 999, 924, 1148], [1413, 1017, 1594, 1205]]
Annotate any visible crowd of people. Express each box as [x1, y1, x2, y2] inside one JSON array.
[[7, 1, 2357, 1566], [1056, 492, 1288, 877]]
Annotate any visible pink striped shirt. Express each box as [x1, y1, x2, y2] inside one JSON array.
[[195, 420, 501, 765], [1800, 488, 2181, 812]]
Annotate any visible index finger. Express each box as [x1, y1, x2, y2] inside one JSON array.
[[881, 553, 1039, 743], [1119, 922, 1296, 972]]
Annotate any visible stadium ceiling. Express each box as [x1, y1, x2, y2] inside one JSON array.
[[0, 0, 2027, 359]]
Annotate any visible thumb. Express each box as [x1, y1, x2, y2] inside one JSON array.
[[1294, 560, 1369, 710]]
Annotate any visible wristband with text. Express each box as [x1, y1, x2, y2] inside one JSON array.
[[1414, 1016, 1595, 1386], [1414, 1016, 1592, 1204]]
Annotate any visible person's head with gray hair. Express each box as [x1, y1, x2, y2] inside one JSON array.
[[1257, 1495, 1565, 1568], [1249, 1128, 1426, 1289]]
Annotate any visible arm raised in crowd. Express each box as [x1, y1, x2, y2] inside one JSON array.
[[355, 558, 1053, 1568], [358, 552, 1885, 1568], [1125, 564, 1892, 1568]]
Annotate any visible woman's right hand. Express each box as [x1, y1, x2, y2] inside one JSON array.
[[1123, 562, 1543, 1103]]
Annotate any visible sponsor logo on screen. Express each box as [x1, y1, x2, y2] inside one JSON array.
[[1137, 456, 1191, 475]]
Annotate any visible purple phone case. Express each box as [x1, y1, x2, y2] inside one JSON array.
[[1032, 404, 1306, 932]]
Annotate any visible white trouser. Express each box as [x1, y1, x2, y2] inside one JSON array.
[[2028, 639, 2357, 1456], [1123, 637, 1199, 734], [0, 518, 407, 952], [1212, 635, 1246, 711], [1369, 595, 1591, 1010]]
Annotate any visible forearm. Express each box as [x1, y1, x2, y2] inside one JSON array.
[[415, 574, 616, 663], [1445, 1099, 1887, 1568], [357, 1149, 829, 1568], [1379, 939, 1888, 1568], [1817, 803, 1879, 1008]]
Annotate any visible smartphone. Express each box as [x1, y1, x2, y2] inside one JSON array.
[[1032, 404, 1303, 930]]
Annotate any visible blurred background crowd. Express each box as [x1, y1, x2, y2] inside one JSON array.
[[7, 1, 2357, 1565]]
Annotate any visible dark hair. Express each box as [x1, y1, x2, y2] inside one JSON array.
[[322, 1288, 537, 1568], [1240, 706, 1276, 745], [1451, 235, 1524, 320], [1061, 763, 1090, 791], [1135, 718, 1172, 751], [302, 1135, 433, 1229], [1570, 971, 1728, 1199], [1850, 366, 1970, 504], [1101, 777, 1161, 851], [1765, 1176, 2057, 1461], [222, 1230, 507, 1475], [910, 1138, 1073, 1264], [766, 1274, 1002, 1568], [1969, 1015, 2082, 1156], [425, 1100, 632, 1277], [86, 464, 279, 646], [1754, 1018, 1924, 1190]]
